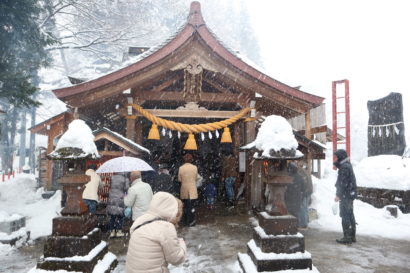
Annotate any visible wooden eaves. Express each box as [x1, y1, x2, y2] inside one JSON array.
[[52, 1, 324, 116]]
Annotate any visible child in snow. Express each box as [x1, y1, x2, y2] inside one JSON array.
[[204, 181, 217, 209]]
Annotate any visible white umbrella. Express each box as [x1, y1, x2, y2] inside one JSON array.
[[96, 156, 153, 173]]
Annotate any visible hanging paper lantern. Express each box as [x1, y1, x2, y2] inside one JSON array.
[[208, 131, 213, 139], [184, 133, 198, 150], [148, 124, 160, 140], [215, 130, 220, 138], [221, 127, 232, 143]]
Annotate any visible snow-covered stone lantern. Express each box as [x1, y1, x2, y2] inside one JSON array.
[[47, 119, 100, 216], [34, 119, 117, 273], [238, 115, 316, 272]]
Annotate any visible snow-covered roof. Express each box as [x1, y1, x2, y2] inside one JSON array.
[[242, 115, 303, 159], [94, 127, 150, 154], [48, 119, 99, 159], [53, 2, 324, 109]]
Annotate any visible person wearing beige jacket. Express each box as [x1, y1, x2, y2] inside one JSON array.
[[178, 153, 198, 226], [125, 192, 187, 273], [82, 165, 102, 214]]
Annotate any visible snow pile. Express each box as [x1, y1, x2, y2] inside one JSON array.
[[354, 155, 410, 190], [0, 211, 23, 222], [310, 169, 410, 240], [0, 174, 61, 240], [49, 119, 99, 159], [243, 115, 302, 158]]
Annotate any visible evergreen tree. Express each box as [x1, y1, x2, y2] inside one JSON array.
[[0, 0, 53, 107]]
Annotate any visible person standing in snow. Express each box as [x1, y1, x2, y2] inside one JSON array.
[[221, 152, 238, 207], [82, 164, 103, 214], [204, 181, 217, 209], [125, 192, 186, 273], [124, 171, 153, 222], [178, 153, 198, 226], [152, 164, 174, 194], [107, 172, 129, 238], [297, 160, 313, 229], [285, 162, 305, 224], [334, 149, 357, 244]]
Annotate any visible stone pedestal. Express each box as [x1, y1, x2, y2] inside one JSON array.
[[238, 212, 318, 272], [35, 173, 117, 273], [0, 215, 30, 245]]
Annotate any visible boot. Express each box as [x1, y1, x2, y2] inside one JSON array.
[[116, 230, 125, 237], [336, 237, 353, 244], [351, 223, 357, 243], [110, 231, 116, 238]]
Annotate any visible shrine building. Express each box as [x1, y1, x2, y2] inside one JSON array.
[[30, 2, 326, 209]]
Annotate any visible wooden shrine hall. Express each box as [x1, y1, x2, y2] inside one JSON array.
[[30, 1, 326, 209]]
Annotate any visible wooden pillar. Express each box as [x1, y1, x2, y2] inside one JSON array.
[[135, 118, 143, 145], [305, 111, 312, 173], [126, 117, 135, 141], [233, 123, 240, 157], [245, 120, 257, 208], [46, 132, 54, 190]]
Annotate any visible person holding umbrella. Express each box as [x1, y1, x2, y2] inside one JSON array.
[[96, 156, 154, 237], [107, 172, 129, 238]]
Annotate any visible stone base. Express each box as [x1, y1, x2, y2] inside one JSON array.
[[0, 230, 30, 246], [258, 212, 298, 235], [253, 226, 305, 254], [247, 239, 312, 272], [0, 216, 26, 234], [37, 241, 117, 273], [239, 253, 319, 273], [44, 228, 101, 258], [53, 214, 97, 236]]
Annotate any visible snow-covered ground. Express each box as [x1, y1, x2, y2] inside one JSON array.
[[310, 147, 410, 240], [0, 174, 61, 241], [0, 151, 409, 272]]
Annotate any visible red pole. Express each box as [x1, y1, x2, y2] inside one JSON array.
[[12, 170, 15, 178], [2, 173, 4, 182], [345, 80, 351, 159], [332, 81, 337, 169], [8, 171, 10, 180]]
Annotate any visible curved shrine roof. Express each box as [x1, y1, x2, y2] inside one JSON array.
[[53, 1, 324, 108]]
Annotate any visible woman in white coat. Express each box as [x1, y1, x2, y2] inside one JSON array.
[[125, 192, 186, 273], [82, 165, 102, 214]]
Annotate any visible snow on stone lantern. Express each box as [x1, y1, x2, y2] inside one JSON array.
[[238, 115, 318, 273], [34, 119, 117, 273]]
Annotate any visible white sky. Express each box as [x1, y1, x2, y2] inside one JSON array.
[[246, 0, 410, 160], [247, 0, 410, 99]]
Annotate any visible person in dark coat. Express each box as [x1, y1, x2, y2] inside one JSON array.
[[152, 164, 174, 194], [285, 162, 305, 223], [334, 149, 357, 244], [297, 161, 313, 228], [107, 172, 129, 238]]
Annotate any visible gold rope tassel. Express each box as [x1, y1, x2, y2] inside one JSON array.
[[221, 127, 232, 143], [184, 133, 198, 150], [148, 124, 160, 140]]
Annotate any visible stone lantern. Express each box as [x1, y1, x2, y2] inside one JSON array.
[[238, 115, 318, 272], [34, 119, 117, 273]]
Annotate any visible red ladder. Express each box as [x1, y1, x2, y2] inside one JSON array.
[[332, 80, 351, 167]]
